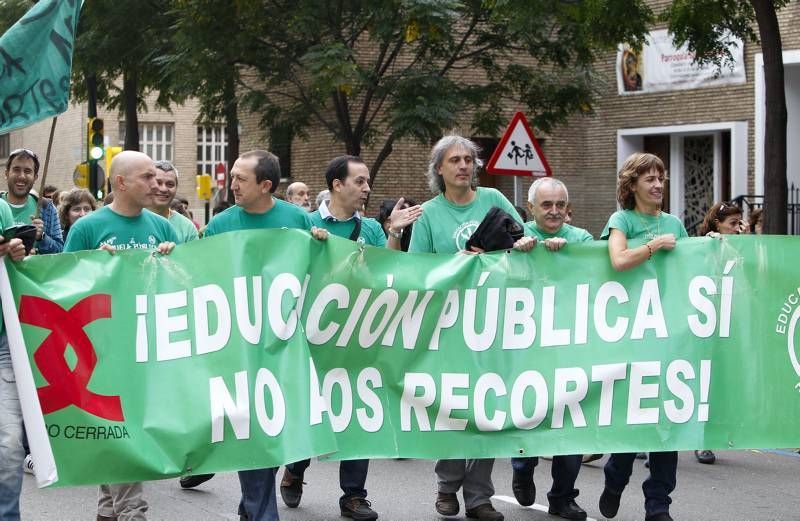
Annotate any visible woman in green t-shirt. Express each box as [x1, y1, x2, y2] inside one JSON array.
[[599, 153, 686, 521]]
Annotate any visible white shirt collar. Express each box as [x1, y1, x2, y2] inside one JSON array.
[[319, 200, 360, 222]]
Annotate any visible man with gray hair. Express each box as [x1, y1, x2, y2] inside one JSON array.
[[510, 177, 590, 520], [523, 177, 592, 250], [285, 181, 311, 211], [409, 135, 535, 521], [149, 160, 198, 244], [315, 189, 330, 210]]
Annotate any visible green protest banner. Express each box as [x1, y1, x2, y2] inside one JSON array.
[[2, 230, 799, 487], [0, 0, 82, 132]]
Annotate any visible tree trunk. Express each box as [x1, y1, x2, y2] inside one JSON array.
[[224, 75, 239, 204], [85, 73, 98, 119], [123, 71, 140, 151], [752, 0, 787, 234]]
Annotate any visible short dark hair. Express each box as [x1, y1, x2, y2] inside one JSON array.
[[325, 155, 365, 191], [5, 148, 40, 175], [241, 150, 281, 192]]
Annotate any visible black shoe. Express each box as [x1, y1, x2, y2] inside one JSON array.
[[548, 499, 587, 520], [279, 468, 304, 508], [340, 496, 378, 520], [645, 513, 674, 521], [179, 473, 214, 489], [511, 470, 535, 506], [695, 449, 716, 464], [435, 492, 459, 516], [465, 502, 504, 521], [598, 487, 622, 519]]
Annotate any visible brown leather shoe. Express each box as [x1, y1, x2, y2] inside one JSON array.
[[435, 491, 459, 516], [465, 502, 504, 521]]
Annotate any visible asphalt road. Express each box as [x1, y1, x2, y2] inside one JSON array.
[[20, 450, 800, 520]]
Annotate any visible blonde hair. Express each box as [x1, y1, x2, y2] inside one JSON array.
[[616, 152, 667, 210]]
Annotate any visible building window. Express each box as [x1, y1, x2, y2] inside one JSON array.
[[196, 126, 228, 175], [119, 123, 174, 161], [269, 123, 292, 179], [0, 134, 9, 159]]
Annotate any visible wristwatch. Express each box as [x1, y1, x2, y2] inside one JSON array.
[[388, 228, 403, 239]]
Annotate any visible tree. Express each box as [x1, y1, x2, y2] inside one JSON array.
[[0, 0, 32, 34], [160, 1, 252, 200], [171, 0, 654, 189], [70, 0, 181, 151], [664, 0, 790, 234]]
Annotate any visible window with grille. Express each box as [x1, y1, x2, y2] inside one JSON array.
[[0, 134, 9, 159], [118, 123, 174, 161], [196, 126, 228, 175]]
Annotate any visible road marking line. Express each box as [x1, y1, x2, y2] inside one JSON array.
[[493, 494, 598, 521]]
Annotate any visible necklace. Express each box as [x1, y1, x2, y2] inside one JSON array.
[[635, 210, 661, 240]]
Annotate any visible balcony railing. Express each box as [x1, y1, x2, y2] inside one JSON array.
[[732, 183, 800, 235]]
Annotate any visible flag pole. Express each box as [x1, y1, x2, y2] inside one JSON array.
[[35, 116, 58, 218]]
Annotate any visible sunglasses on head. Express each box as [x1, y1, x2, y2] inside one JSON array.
[[6, 148, 40, 172], [9, 148, 39, 161]]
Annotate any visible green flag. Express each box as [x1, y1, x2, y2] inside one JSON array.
[[0, 0, 82, 132]]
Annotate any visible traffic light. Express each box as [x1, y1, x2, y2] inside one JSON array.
[[196, 174, 212, 201], [87, 117, 105, 161]]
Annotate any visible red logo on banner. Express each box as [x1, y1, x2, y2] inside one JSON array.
[[19, 294, 124, 421]]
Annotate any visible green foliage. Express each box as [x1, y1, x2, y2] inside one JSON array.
[[71, 0, 180, 114], [663, 0, 789, 67], [0, 0, 34, 35], [165, 0, 654, 171]]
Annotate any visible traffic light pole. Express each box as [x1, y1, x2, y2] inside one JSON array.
[[86, 74, 99, 195]]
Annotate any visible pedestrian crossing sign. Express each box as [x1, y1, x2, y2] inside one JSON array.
[[485, 111, 552, 177]]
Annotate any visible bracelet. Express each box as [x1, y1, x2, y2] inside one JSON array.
[[388, 228, 403, 239], [646, 242, 653, 259]]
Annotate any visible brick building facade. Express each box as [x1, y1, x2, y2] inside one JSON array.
[[0, 96, 222, 221]]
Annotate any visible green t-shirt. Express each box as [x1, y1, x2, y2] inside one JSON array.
[[168, 211, 199, 244], [64, 206, 178, 252], [1, 193, 37, 226], [309, 210, 387, 247], [0, 199, 15, 336], [204, 199, 312, 236], [409, 187, 522, 254], [524, 222, 593, 242], [600, 210, 688, 241]]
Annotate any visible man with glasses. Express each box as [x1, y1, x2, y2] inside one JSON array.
[[2, 149, 63, 254], [523, 177, 592, 249], [511, 177, 591, 520], [148, 161, 198, 244]]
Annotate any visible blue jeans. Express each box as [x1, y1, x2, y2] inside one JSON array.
[[604, 451, 677, 516], [0, 334, 24, 521], [511, 455, 582, 503], [286, 458, 369, 506], [238, 467, 279, 521]]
